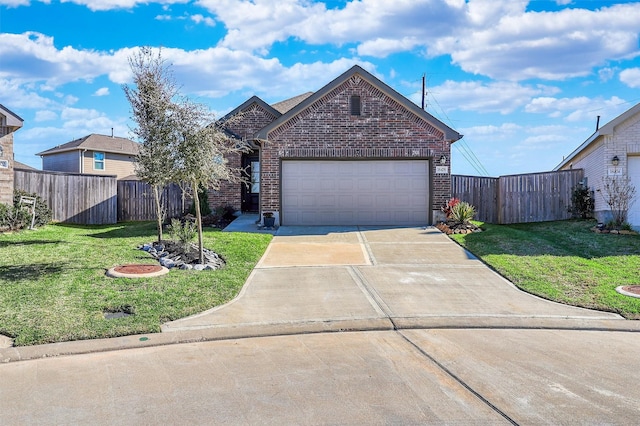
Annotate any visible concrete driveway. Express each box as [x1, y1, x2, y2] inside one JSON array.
[[3, 225, 640, 425], [162, 225, 624, 334]]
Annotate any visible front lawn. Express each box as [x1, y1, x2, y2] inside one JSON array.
[[0, 222, 272, 346], [450, 220, 640, 319]]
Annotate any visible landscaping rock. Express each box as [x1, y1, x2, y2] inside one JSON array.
[[436, 220, 482, 235], [138, 241, 226, 271]]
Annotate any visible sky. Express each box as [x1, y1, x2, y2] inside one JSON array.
[[2, 0, 640, 176]]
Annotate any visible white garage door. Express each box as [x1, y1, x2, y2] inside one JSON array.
[[281, 160, 430, 226], [628, 156, 640, 230]]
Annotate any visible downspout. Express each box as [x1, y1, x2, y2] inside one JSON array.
[[80, 149, 87, 173]]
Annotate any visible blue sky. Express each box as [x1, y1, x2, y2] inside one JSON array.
[[2, 0, 640, 176]]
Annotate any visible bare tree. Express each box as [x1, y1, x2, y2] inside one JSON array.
[[171, 98, 248, 264], [123, 47, 178, 242], [599, 176, 637, 227]]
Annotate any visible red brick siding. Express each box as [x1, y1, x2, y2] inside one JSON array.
[[261, 76, 452, 218], [225, 104, 278, 139], [208, 104, 278, 211]]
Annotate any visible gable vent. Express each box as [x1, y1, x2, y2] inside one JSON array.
[[350, 95, 361, 116]]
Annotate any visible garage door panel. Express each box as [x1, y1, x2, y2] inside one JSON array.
[[282, 160, 429, 225]]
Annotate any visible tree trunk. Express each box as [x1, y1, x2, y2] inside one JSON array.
[[153, 184, 163, 242], [192, 180, 205, 264]]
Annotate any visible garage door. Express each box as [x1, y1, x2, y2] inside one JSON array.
[[281, 160, 429, 226], [628, 156, 640, 230]]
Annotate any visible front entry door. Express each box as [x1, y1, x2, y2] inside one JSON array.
[[241, 154, 259, 212]]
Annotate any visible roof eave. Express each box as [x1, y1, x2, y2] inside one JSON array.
[[219, 95, 282, 125]]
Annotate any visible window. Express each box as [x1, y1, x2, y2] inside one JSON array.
[[350, 95, 361, 116], [250, 161, 260, 193], [94, 151, 105, 170]]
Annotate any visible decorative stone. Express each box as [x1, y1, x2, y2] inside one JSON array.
[[139, 240, 226, 272]]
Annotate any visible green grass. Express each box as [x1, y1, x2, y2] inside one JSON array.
[[450, 219, 640, 319], [0, 222, 272, 346]]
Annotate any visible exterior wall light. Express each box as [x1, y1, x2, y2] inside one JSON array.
[[0, 145, 3, 157], [612, 155, 620, 166], [439, 155, 447, 165]]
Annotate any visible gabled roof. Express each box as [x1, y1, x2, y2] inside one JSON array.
[[255, 65, 462, 142], [14, 161, 37, 171], [37, 134, 139, 156], [271, 92, 314, 114], [219, 95, 282, 123], [554, 102, 640, 170], [0, 104, 24, 130]]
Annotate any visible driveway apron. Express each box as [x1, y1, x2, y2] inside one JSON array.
[[162, 225, 622, 335]]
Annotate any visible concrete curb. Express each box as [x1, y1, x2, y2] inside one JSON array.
[[4, 316, 640, 364]]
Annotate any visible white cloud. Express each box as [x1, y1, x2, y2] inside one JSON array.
[[115, 46, 375, 101], [60, 0, 187, 12], [427, 80, 559, 114], [34, 110, 58, 122], [598, 67, 616, 82], [462, 123, 522, 138], [93, 87, 110, 96], [0, 0, 31, 6], [454, 121, 590, 175], [190, 14, 215, 26], [620, 68, 640, 88], [0, 32, 376, 109], [193, 0, 640, 82], [357, 37, 420, 58], [524, 96, 629, 122], [435, 2, 640, 81], [0, 32, 121, 86], [0, 78, 54, 109]]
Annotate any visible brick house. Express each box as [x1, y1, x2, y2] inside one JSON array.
[[38, 133, 140, 179], [555, 102, 640, 229], [0, 104, 24, 205], [213, 65, 462, 226]]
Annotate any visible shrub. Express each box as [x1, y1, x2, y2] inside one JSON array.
[[441, 197, 460, 219], [189, 184, 212, 217], [449, 201, 476, 224], [0, 203, 31, 231], [167, 218, 197, 252], [568, 184, 594, 219], [13, 189, 52, 228], [0, 190, 52, 231], [214, 205, 237, 221]]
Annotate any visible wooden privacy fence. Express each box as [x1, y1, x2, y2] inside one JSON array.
[[452, 169, 584, 224], [15, 169, 117, 224], [117, 180, 186, 222], [14, 170, 187, 224]]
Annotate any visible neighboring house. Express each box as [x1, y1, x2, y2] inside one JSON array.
[[555, 103, 640, 229], [14, 161, 37, 171], [37, 133, 140, 179], [213, 65, 462, 226], [0, 104, 24, 205]]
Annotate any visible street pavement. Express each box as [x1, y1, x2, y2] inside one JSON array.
[[1, 221, 640, 425]]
